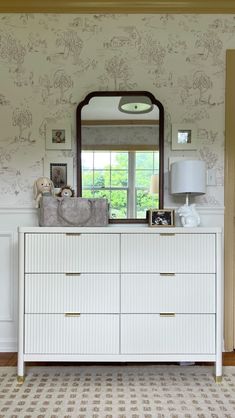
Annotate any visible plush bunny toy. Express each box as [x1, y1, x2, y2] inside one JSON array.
[[33, 177, 54, 208]]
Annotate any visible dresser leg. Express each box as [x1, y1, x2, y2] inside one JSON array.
[[17, 375, 25, 384], [214, 359, 222, 383], [17, 356, 25, 383]]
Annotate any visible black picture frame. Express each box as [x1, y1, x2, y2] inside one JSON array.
[[50, 163, 67, 189]]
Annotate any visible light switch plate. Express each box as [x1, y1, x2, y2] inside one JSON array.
[[206, 169, 217, 186]]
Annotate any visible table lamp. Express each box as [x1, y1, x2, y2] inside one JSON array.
[[170, 159, 206, 227], [150, 174, 159, 207]]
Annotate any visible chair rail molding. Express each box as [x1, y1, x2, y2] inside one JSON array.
[[169, 206, 224, 228], [0, 208, 38, 231], [0, 208, 37, 215], [0, 0, 235, 14]]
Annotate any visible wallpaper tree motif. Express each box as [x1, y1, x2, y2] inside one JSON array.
[[0, 13, 231, 207]]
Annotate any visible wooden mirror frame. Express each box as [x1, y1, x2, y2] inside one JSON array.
[[76, 91, 164, 223]]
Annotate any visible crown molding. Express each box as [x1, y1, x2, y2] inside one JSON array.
[[0, 0, 235, 14]]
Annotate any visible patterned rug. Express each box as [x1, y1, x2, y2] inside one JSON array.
[[0, 365, 235, 418]]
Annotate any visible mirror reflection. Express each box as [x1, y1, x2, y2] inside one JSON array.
[[77, 92, 164, 222]]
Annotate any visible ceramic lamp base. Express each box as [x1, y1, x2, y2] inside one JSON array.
[[178, 203, 200, 227]]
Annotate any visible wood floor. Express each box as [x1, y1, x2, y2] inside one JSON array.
[[0, 353, 17, 366], [1, 352, 235, 366]]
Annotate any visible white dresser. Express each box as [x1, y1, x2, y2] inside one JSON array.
[[18, 226, 223, 381]]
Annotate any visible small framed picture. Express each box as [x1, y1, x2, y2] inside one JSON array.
[[149, 209, 175, 227], [46, 123, 71, 150], [44, 157, 73, 190], [171, 124, 197, 150]]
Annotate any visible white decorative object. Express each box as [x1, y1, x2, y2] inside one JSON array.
[[33, 176, 54, 208], [171, 159, 206, 227], [18, 226, 222, 382], [178, 203, 200, 227]]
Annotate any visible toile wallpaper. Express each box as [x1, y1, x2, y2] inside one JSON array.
[[0, 13, 233, 208]]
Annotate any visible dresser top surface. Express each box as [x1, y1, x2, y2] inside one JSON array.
[[18, 226, 222, 234]]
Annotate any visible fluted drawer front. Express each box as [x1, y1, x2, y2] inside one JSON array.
[[80, 234, 120, 273], [25, 233, 77, 273], [121, 314, 215, 354], [25, 233, 120, 273], [121, 233, 215, 273], [121, 274, 215, 313], [25, 274, 119, 313], [25, 314, 119, 354]]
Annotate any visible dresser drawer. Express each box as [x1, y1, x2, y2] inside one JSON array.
[[121, 314, 215, 354], [25, 273, 119, 313], [25, 233, 120, 273], [121, 233, 215, 273], [25, 314, 119, 354], [121, 273, 215, 313]]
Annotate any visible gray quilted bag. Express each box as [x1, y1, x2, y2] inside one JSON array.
[[38, 196, 109, 227]]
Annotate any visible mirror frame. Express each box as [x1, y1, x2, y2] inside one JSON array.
[[76, 91, 164, 223]]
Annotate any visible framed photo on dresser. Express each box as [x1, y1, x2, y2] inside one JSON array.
[[148, 209, 175, 227]]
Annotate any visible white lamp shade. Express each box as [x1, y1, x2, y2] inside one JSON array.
[[150, 174, 159, 194], [171, 160, 206, 195]]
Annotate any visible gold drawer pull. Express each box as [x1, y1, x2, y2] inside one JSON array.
[[160, 312, 176, 317], [65, 273, 81, 276], [160, 233, 175, 236], [160, 273, 175, 276], [65, 312, 81, 317], [65, 233, 81, 236]]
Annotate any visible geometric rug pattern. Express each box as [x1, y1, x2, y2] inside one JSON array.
[[0, 365, 235, 418]]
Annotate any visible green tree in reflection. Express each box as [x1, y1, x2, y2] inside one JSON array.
[[82, 151, 159, 218]]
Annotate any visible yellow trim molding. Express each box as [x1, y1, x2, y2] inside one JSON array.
[[1, 0, 235, 14], [224, 50, 235, 351]]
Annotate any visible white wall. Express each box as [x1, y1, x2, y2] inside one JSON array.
[[0, 13, 229, 350]]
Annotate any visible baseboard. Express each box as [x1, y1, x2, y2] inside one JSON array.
[[0, 339, 17, 352]]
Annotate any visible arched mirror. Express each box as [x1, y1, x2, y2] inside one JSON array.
[[76, 91, 164, 223]]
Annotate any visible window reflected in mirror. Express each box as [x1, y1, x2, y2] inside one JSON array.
[[82, 150, 159, 219]]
